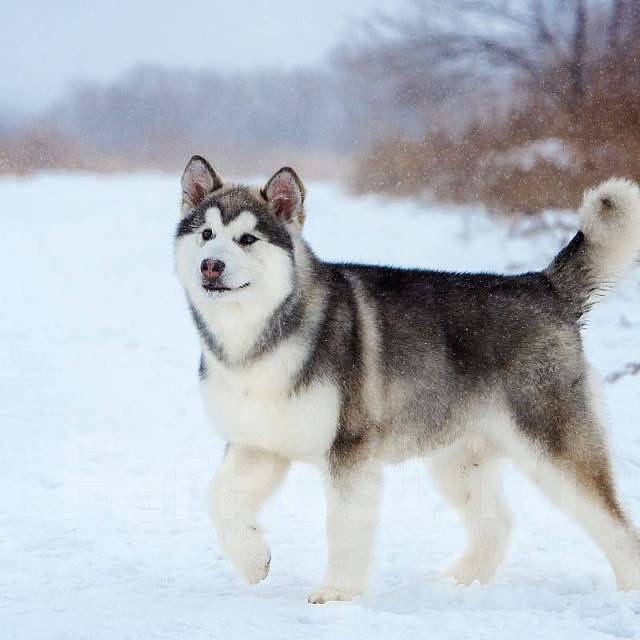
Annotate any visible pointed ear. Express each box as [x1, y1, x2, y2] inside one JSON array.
[[181, 155, 223, 213], [262, 167, 306, 226]]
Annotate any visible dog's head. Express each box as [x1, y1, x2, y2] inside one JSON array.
[[174, 156, 306, 313]]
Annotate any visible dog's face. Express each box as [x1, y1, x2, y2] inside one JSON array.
[[175, 156, 306, 314]]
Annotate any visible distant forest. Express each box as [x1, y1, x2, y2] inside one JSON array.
[[2, 0, 639, 212]]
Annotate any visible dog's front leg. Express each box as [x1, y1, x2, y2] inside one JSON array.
[[210, 444, 289, 585], [309, 461, 382, 604]]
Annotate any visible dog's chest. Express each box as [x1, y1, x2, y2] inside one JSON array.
[[201, 345, 340, 460]]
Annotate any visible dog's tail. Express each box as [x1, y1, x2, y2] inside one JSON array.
[[547, 178, 640, 317]]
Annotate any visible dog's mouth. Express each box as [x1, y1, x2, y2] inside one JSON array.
[[201, 281, 250, 293]]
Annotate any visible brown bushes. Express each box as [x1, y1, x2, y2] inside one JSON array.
[[350, 1, 640, 213], [352, 76, 640, 214]]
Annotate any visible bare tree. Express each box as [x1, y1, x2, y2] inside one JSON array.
[[345, 0, 640, 211], [346, 0, 639, 121]]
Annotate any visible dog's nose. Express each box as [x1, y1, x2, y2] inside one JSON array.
[[201, 259, 225, 279]]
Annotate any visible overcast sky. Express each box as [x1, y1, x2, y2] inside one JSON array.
[[3, 0, 401, 113]]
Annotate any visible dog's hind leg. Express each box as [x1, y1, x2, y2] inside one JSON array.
[[508, 366, 640, 591], [427, 445, 513, 585], [512, 434, 640, 591]]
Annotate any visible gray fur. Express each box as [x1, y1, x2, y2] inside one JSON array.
[[177, 173, 631, 477], [175, 161, 640, 597]]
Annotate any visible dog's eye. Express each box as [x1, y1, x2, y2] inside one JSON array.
[[202, 229, 213, 241], [238, 234, 258, 247]]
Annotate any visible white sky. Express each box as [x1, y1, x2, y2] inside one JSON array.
[[2, 0, 402, 113]]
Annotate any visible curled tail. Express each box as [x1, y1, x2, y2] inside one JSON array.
[[547, 178, 640, 317]]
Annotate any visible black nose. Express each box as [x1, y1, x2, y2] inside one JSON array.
[[201, 259, 225, 279]]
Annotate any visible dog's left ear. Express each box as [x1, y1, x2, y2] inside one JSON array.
[[262, 167, 306, 227], [181, 155, 223, 214]]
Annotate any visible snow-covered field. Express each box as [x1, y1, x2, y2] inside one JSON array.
[[2, 174, 640, 639]]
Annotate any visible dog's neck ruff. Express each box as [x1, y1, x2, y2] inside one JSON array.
[[189, 289, 305, 369]]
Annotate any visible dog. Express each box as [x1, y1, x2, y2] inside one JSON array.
[[174, 155, 640, 603]]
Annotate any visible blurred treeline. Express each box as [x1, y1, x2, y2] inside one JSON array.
[[1, 0, 639, 212], [348, 0, 640, 212], [0, 67, 355, 179]]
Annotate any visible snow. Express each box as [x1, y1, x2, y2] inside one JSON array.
[[1, 173, 640, 639], [496, 138, 574, 171]]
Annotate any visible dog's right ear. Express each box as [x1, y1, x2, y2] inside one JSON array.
[[181, 156, 223, 214]]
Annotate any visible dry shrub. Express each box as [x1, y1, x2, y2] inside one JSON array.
[[352, 43, 640, 214], [0, 127, 350, 180], [0, 127, 126, 174]]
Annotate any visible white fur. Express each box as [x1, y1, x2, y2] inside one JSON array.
[[175, 205, 296, 363], [178, 203, 346, 589], [579, 178, 640, 303], [209, 445, 289, 584], [428, 446, 512, 585], [520, 452, 640, 591], [202, 345, 340, 460], [418, 394, 640, 591], [308, 462, 383, 603], [179, 211, 341, 460], [480, 395, 640, 592]]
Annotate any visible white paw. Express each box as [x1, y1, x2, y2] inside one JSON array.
[[445, 555, 495, 586], [239, 536, 271, 586], [308, 587, 354, 604], [219, 524, 272, 585]]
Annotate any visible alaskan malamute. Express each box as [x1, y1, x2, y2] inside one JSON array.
[[175, 156, 640, 602]]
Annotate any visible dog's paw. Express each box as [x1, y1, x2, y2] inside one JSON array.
[[307, 587, 354, 604], [444, 556, 494, 587], [445, 567, 476, 587], [219, 524, 272, 585], [236, 534, 271, 585], [240, 538, 271, 585]]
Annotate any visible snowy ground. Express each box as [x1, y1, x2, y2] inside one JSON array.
[[1, 173, 640, 639]]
